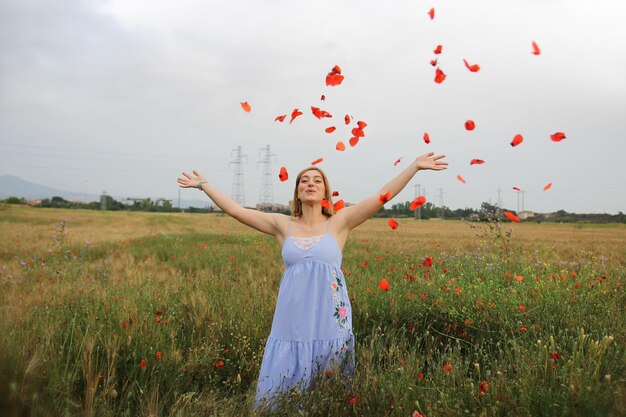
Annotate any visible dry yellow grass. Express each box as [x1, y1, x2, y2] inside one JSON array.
[[2, 204, 624, 261]]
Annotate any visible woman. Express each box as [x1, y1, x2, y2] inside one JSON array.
[[177, 151, 448, 408]]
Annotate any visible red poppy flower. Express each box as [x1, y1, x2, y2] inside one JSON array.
[[423, 256, 433, 267], [140, 358, 147, 369], [443, 364, 452, 372], [214, 360, 225, 368], [379, 278, 390, 291], [156, 351, 162, 361]]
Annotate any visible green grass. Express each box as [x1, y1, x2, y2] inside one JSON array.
[[0, 213, 624, 416]]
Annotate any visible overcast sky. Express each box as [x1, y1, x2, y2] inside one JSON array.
[[1, 0, 625, 213]]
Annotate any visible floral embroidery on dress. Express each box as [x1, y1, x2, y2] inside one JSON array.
[[329, 269, 348, 331]]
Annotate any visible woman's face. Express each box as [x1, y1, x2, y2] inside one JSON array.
[[298, 170, 326, 203]]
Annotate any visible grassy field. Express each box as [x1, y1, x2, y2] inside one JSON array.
[[1, 204, 624, 416]]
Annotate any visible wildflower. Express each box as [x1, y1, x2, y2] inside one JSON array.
[[413, 411, 425, 417], [514, 275, 523, 281], [324, 370, 333, 377], [379, 279, 390, 291], [348, 394, 359, 406], [479, 380, 489, 396], [155, 351, 162, 361], [361, 261, 367, 267], [423, 256, 433, 267], [214, 360, 225, 368], [518, 305, 526, 311], [520, 327, 527, 332], [140, 359, 147, 369], [549, 352, 560, 361], [443, 364, 452, 372], [417, 373, 424, 380], [155, 310, 163, 316], [121, 321, 127, 328]]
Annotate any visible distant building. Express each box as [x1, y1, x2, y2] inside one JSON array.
[[518, 210, 535, 220], [256, 203, 290, 213]]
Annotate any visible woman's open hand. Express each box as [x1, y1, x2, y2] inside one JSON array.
[[416, 152, 448, 171], [177, 170, 207, 189]]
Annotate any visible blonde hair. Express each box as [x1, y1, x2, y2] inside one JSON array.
[[291, 167, 334, 217]]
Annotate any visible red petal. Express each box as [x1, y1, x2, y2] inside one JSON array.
[[410, 196, 427, 210], [434, 67, 446, 84], [357, 120, 368, 129], [465, 120, 476, 130], [423, 132, 430, 144], [331, 65, 342, 75], [456, 175, 466, 184], [393, 157, 403, 166], [311, 106, 322, 119], [320, 94, 326, 101], [510, 134, 523, 147], [379, 191, 392, 204], [543, 182, 552, 191], [320, 199, 331, 209], [333, 199, 345, 211], [344, 114, 351, 125], [290, 108, 303, 124], [387, 219, 399, 230], [336, 141, 346, 151], [550, 132, 566, 142], [463, 59, 480, 72], [326, 73, 344, 86], [513, 187, 520, 191], [433, 45, 443, 54], [240, 102, 251, 112], [275, 114, 287, 122], [470, 159, 485, 165], [428, 7, 435, 20], [504, 211, 521, 222], [325, 126, 336, 133], [430, 59, 438, 67], [332, 191, 339, 197], [351, 127, 365, 137], [311, 158, 323, 165], [348, 137, 359, 147], [278, 166, 289, 182], [531, 41, 541, 55]]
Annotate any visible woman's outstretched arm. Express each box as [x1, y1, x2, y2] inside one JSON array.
[[335, 152, 448, 232], [177, 170, 282, 236]]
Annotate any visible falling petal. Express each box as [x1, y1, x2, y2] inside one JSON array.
[[275, 114, 287, 122], [470, 159, 485, 165], [433, 45, 443, 54], [430, 59, 438, 66], [457, 175, 466, 184], [290, 108, 303, 124], [240, 102, 251, 112], [428, 7, 435, 20], [543, 182, 552, 191], [504, 211, 521, 222], [325, 126, 336, 133], [311, 158, 324, 165], [279, 167, 288, 182], [333, 199, 345, 212], [434, 67, 446, 84], [332, 191, 339, 197], [344, 114, 351, 125], [513, 186, 520, 191], [387, 219, 399, 230], [320, 94, 326, 101], [379, 191, 392, 204], [423, 132, 431, 144], [394, 157, 403, 167], [336, 141, 346, 151], [463, 59, 480, 72], [465, 120, 476, 130], [320, 199, 331, 209], [349, 137, 359, 147], [550, 132, 566, 142], [510, 134, 523, 147], [531, 41, 541, 55], [410, 196, 427, 210]]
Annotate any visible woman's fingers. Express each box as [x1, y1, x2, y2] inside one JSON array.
[[182, 171, 193, 179]]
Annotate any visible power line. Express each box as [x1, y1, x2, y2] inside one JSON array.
[[0, 142, 223, 160]]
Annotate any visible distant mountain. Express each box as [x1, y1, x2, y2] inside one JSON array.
[[0, 175, 213, 208], [0, 175, 99, 201]]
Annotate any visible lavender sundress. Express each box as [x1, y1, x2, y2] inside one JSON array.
[[254, 218, 355, 408]]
